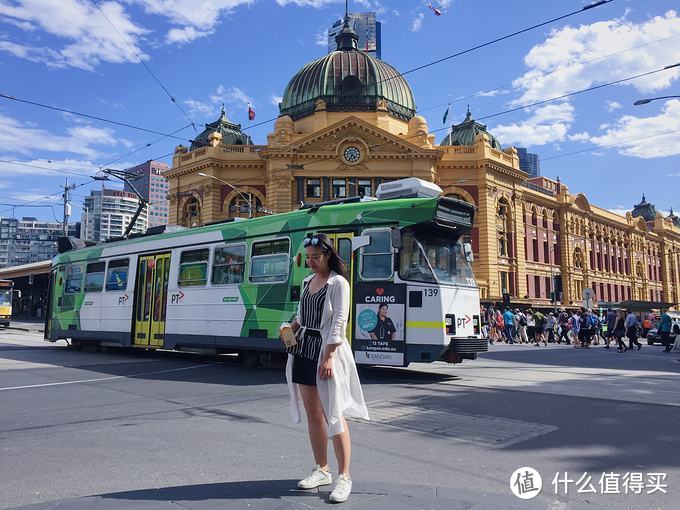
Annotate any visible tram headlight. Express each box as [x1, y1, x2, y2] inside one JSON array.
[[445, 314, 455, 335]]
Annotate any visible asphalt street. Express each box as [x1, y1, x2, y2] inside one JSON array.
[[1, 326, 679, 510]]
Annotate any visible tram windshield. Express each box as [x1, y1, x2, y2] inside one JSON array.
[[0, 288, 11, 305], [399, 228, 476, 287]]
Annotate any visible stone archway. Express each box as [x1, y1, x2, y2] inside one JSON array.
[[223, 188, 266, 219], [179, 193, 203, 227]]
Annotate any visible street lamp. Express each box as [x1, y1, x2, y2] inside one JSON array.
[[197, 172, 253, 219], [633, 96, 680, 106]]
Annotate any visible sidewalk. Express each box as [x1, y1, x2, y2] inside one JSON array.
[[3, 318, 44, 333]]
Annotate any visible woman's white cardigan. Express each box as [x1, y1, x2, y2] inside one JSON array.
[[285, 271, 370, 436]]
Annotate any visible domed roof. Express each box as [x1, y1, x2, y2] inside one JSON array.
[[440, 108, 503, 150], [279, 16, 416, 121], [191, 106, 252, 149], [631, 194, 658, 222]]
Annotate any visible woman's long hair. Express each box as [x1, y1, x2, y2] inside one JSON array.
[[309, 233, 347, 278]]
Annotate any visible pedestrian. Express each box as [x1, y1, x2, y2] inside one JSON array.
[[546, 312, 556, 343], [516, 308, 529, 343], [558, 309, 570, 344], [605, 309, 617, 349], [578, 308, 591, 348], [570, 310, 580, 347], [286, 233, 369, 503], [659, 308, 672, 353], [494, 310, 504, 342], [526, 309, 536, 344], [532, 309, 547, 346], [624, 310, 642, 351], [503, 307, 515, 344], [613, 309, 627, 352]]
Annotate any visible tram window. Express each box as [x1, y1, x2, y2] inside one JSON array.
[[106, 259, 129, 291], [250, 239, 290, 284], [65, 265, 83, 293], [84, 262, 106, 292], [361, 229, 392, 280], [212, 244, 246, 285], [179, 249, 209, 287]]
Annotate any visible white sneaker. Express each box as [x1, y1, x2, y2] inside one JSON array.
[[329, 474, 352, 503], [297, 465, 332, 489]]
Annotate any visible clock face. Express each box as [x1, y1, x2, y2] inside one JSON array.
[[343, 146, 361, 163]]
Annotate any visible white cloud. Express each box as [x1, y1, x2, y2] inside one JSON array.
[[476, 89, 507, 98], [606, 100, 622, 112], [411, 12, 424, 32], [134, 0, 254, 32], [668, 173, 680, 178], [275, 0, 337, 6], [0, 157, 99, 178], [166, 25, 213, 44], [608, 208, 631, 217], [491, 102, 575, 147], [0, 0, 147, 70], [184, 84, 254, 118], [568, 131, 590, 142], [315, 28, 329, 47], [270, 94, 283, 106], [510, 11, 680, 105], [590, 99, 680, 158]]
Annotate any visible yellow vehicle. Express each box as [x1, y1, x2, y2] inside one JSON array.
[[0, 280, 13, 327]]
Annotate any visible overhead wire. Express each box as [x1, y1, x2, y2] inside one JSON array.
[[88, 0, 196, 131], [0, 159, 94, 178], [0, 179, 96, 216], [377, 0, 615, 85]]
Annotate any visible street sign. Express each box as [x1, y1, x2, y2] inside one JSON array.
[[582, 287, 595, 309]]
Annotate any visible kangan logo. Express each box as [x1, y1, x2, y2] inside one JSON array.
[[376, 288, 385, 296], [118, 294, 129, 305]]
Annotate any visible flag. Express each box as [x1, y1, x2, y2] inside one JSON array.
[[248, 103, 255, 121], [442, 104, 450, 125]]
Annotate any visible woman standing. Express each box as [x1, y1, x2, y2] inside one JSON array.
[[613, 309, 627, 352], [286, 233, 369, 503]]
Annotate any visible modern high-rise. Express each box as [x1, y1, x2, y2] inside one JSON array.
[[328, 12, 381, 58], [0, 217, 78, 268], [123, 160, 169, 228], [82, 189, 148, 242], [516, 147, 541, 178]]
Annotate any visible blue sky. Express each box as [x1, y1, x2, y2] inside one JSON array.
[[1, 0, 679, 222]]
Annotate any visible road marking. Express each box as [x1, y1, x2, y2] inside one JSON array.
[[0, 363, 215, 391]]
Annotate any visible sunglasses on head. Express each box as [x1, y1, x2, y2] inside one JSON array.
[[303, 236, 322, 247]]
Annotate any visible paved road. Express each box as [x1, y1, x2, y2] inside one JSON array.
[[1, 328, 679, 509]]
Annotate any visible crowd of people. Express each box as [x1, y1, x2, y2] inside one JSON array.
[[480, 305, 675, 353]]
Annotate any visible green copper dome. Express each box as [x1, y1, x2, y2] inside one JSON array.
[[632, 194, 658, 223], [440, 108, 503, 150], [191, 106, 252, 149], [279, 16, 416, 121]]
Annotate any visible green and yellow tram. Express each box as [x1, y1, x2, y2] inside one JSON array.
[[45, 178, 487, 366]]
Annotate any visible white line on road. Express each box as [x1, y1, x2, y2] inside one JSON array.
[[0, 363, 215, 391]]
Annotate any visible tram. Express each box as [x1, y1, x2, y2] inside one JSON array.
[[45, 178, 487, 366], [0, 279, 14, 327]]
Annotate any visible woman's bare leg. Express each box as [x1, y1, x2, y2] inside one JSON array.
[[299, 384, 329, 469], [332, 417, 351, 476]]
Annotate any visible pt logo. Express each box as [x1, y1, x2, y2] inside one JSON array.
[[118, 294, 129, 305], [170, 291, 185, 304], [456, 315, 472, 328]]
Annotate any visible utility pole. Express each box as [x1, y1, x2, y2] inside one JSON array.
[[60, 179, 77, 236]]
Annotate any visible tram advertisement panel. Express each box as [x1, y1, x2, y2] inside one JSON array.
[[353, 283, 406, 366]]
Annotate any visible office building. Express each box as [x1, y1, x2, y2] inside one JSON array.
[[516, 147, 541, 178], [82, 189, 148, 242], [0, 217, 78, 268], [123, 160, 170, 228], [328, 12, 381, 58]]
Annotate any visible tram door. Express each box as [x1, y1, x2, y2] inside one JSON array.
[[133, 253, 171, 347], [325, 233, 354, 342]]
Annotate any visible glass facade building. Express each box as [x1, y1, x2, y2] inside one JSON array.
[[328, 12, 381, 59], [123, 160, 170, 228]]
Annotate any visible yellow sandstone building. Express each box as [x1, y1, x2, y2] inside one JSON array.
[[166, 17, 680, 309]]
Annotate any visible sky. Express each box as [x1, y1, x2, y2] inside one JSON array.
[[0, 0, 679, 223]]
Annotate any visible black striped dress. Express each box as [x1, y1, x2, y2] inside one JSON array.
[[288, 281, 328, 386]]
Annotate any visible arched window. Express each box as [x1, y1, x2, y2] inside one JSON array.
[[497, 199, 511, 258], [340, 75, 363, 97], [531, 208, 538, 226], [181, 195, 202, 227], [228, 195, 263, 219]]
